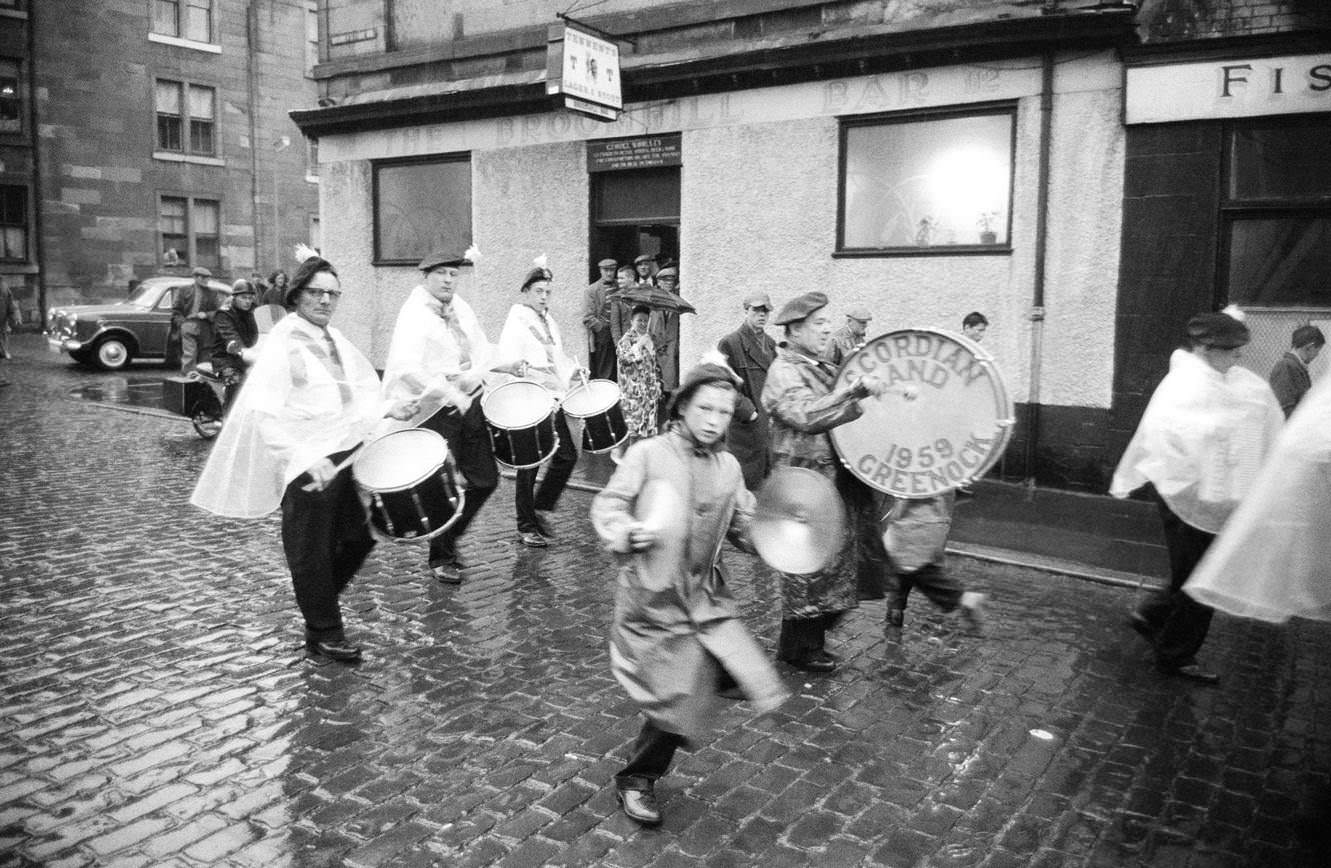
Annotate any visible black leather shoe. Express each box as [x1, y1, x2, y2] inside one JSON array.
[[307, 638, 362, 663], [1160, 663, 1219, 685], [533, 511, 556, 539], [782, 654, 836, 673], [431, 561, 463, 584], [615, 784, 662, 825], [517, 531, 548, 548]]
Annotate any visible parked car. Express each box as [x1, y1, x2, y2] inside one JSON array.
[[46, 275, 232, 370]]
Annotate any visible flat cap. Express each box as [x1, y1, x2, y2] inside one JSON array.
[[1187, 311, 1249, 349], [656, 266, 678, 280], [521, 266, 553, 291], [597, 258, 617, 269], [743, 291, 772, 310], [633, 254, 656, 265], [418, 247, 471, 272], [774, 291, 830, 326], [846, 305, 873, 322], [191, 266, 212, 277]]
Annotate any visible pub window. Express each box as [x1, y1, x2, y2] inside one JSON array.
[[159, 196, 221, 270], [0, 185, 27, 261], [153, 0, 214, 43], [838, 103, 1015, 254], [155, 80, 215, 157], [372, 154, 472, 265], [1222, 116, 1331, 307]]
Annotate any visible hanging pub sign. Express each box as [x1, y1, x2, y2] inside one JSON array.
[[587, 133, 682, 173], [546, 21, 623, 122]]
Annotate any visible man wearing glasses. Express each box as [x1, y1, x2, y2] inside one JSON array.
[[191, 252, 418, 664]]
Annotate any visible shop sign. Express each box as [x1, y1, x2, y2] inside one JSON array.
[[545, 22, 622, 117], [1126, 53, 1331, 124], [587, 134, 682, 172]]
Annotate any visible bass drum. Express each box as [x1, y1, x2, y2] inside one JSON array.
[[830, 328, 1013, 499]]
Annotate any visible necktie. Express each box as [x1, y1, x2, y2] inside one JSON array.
[[322, 333, 353, 406], [440, 305, 472, 369]]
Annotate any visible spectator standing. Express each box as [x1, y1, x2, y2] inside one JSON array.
[[825, 305, 873, 366], [716, 290, 777, 490], [616, 304, 662, 448], [0, 276, 19, 387], [1268, 324, 1324, 417], [584, 258, 618, 381], [262, 270, 290, 307], [171, 266, 222, 374]]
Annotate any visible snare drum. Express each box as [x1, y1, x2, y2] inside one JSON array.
[[352, 428, 465, 542], [830, 328, 1014, 499], [561, 379, 629, 453], [482, 380, 559, 469]]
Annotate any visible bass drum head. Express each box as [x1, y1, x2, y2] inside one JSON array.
[[353, 428, 450, 492], [562, 379, 620, 418], [483, 380, 556, 429], [830, 328, 1013, 499]]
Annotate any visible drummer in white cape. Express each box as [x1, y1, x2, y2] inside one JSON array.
[[496, 263, 587, 548], [1183, 363, 1331, 623], [1110, 308, 1282, 685], [191, 252, 420, 663], [590, 357, 788, 826], [381, 246, 499, 584]]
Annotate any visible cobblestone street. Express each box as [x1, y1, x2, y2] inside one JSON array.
[[2, 335, 1330, 867]]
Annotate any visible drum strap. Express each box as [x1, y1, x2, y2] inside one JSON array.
[[527, 318, 557, 367], [289, 329, 353, 406], [439, 306, 473, 369]]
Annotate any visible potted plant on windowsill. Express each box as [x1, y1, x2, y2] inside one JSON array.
[[977, 211, 1000, 245]]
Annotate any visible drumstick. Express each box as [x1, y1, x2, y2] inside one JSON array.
[[300, 388, 433, 491]]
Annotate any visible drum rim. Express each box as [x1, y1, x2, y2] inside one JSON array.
[[482, 380, 557, 429], [353, 429, 451, 492], [562, 378, 621, 417], [830, 326, 1014, 499]]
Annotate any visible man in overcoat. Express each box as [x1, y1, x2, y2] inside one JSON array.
[[717, 290, 777, 490], [1268, 324, 1324, 417]]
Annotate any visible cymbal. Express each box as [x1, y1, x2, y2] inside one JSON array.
[[751, 466, 845, 575]]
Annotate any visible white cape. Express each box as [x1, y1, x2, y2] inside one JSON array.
[[1110, 349, 1282, 533], [190, 314, 386, 519], [381, 287, 496, 424], [1185, 371, 1331, 622]]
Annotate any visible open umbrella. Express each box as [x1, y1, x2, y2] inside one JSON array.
[[617, 285, 697, 315]]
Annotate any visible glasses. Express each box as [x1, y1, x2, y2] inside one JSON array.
[[302, 287, 342, 300]]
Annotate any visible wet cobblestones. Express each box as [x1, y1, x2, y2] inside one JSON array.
[[1, 336, 1330, 867]]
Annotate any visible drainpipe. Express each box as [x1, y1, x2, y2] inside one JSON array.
[[246, 2, 261, 273], [1024, 49, 1054, 486], [26, 1, 46, 320]]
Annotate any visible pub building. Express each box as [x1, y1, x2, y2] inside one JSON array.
[[292, 0, 1326, 493]]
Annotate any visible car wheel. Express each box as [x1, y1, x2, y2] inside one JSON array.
[[93, 337, 132, 370]]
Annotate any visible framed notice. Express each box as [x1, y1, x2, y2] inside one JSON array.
[[587, 134, 682, 173]]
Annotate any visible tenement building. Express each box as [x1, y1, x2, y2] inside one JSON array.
[[292, 0, 1330, 492]]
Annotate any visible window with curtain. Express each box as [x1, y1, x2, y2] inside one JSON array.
[[373, 155, 472, 264], [152, 0, 214, 43], [187, 85, 214, 155], [156, 80, 215, 156], [158, 196, 220, 269], [155, 80, 183, 152], [193, 199, 220, 270], [838, 104, 1015, 253], [159, 196, 188, 266], [1223, 117, 1331, 307]]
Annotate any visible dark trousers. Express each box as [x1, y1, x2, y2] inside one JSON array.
[[1138, 497, 1216, 668], [515, 410, 577, 534], [889, 563, 964, 613], [616, 719, 688, 790], [589, 329, 617, 382], [777, 612, 843, 662], [420, 399, 498, 566], [280, 450, 375, 642]]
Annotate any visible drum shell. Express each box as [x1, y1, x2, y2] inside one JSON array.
[[564, 379, 629, 454], [830, 328, 1013, 499], [482, 380, 560, 469], [352, 429, 464, 542]]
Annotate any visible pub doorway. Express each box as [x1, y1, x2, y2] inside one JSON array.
[[589, 165, 680, 280]]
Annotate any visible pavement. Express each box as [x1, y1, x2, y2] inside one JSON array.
[[2, 332, 1330, 868]]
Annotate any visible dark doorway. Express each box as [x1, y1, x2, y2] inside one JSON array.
[[589, 166, 680, 280]]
